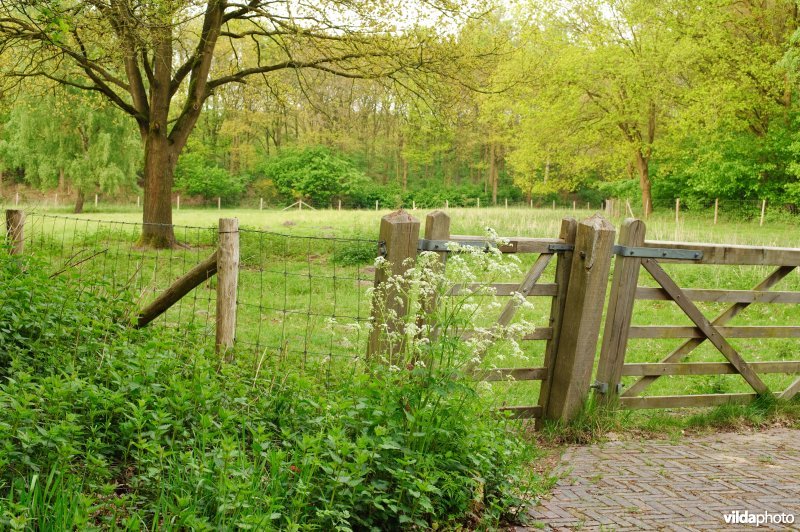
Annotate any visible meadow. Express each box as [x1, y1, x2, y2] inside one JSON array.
[[14, 203, 800, 413]]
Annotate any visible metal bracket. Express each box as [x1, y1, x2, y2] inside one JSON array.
[[418, 239, 494, 252], [590, 381, 608, 394], [548, 243, 575, 253], [613, 245, 703, 261], [378, 241, 387, 257], [590, 382, 624, 395]]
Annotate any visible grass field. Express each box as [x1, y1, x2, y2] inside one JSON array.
[[13, 204, 800, 425]]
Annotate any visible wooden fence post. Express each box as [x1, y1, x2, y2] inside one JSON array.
[[760, 199, 766, 226], [5, 209, 25, 255], [595, 218, 646, 403], [675, 197, 680, 224], [714, 198, 719, 225], [216, 218, 239, 359], [543, 214, 616, 422], [417, 211, 450, 340], [536, 217, 578, 427], [367, 210, 420, 363]]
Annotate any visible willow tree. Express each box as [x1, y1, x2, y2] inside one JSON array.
[[0, 0, 472, 246], [0, 89, 139, 212]]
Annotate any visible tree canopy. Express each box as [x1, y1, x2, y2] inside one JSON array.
[[1, 0, 800, 219]]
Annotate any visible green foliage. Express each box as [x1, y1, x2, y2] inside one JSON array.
[[0, 89, 140, 200], [0, 253, 536, 529], [332, 241, 377, 266], [259, 146, 368, 206], [174, 152, 246, 203]]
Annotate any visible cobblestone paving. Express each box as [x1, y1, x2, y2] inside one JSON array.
[[525, 428, 800, 531]]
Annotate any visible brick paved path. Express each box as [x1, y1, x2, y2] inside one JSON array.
[[526, 428, 800, 531]]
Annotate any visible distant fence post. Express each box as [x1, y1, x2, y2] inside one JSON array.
[[367, 210, 420, 364], [595, 218, 646, 403], [216, 218, 239, 360], [714, 198, 719, 225], [543, 214, 616, 422], [760, 199, 766, 226], [536, 217, 577, 427], [5, 209, 24, 255]]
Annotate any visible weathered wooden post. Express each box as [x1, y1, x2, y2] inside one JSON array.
[[367, 210, 420, 363], [5, 209, 25, 256], [94, 194, 98, 207], [595, 218, 646, 403], [675, 197, 680, 224], [216, 218, 239, 359], [760, 199, 766, 226], [137, 196, 140, 208], [536, 217, 578, 426], [543, 214, 616, 422], [418, 211, 450, 336], [477, 198, 480, 208], [714, 198, 719, 224], [177, 195, 181, 210]]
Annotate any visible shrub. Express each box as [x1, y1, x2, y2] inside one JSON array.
[[175, 152, 246, 204], [258, 146, 367, 207], [0, 253, 537, 529]]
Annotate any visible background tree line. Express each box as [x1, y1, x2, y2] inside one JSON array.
[[2, 0, 800, 223]]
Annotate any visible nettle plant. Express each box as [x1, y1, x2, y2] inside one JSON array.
[[368, 229, 536, 379]]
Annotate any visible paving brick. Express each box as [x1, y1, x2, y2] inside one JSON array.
[[526, 428, 800, 531]]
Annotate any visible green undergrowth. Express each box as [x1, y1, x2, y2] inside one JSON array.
[[536, 395, 800, 446], [0, 254, 543, 530]]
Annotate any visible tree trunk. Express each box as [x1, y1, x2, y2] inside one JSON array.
[[74, 189, 85, 214], [635, 150, 652, 217], [141, 132, 178, 247]]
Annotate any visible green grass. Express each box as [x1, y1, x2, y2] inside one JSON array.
[[13, 204, 800, 427]]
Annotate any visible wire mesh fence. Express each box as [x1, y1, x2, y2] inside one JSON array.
[[234, 228, 377, 378], [14, 212, 379, 380], [21, 213, 218, 348]]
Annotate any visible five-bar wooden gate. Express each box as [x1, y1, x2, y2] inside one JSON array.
[[596, 219, 800, 408]]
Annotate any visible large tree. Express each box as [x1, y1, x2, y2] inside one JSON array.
[[0, 0, 471, 246], [0, 88, 139, 212]]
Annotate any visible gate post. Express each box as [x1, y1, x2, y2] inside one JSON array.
[[367, 210, 420, 363], [536, 217, 577, 426], [543, 214, 616, 422], [216, 218, 239, 360], [417, 211, 450, 337], [596, 218, 646, 403], [5, 209, 25, 255]]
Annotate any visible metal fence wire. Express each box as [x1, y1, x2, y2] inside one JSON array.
[[19, 213, 378, 378]]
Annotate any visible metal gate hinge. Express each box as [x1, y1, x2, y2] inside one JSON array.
[[548, 243, 575, 253], [590, 382, 624, 395], [613, 245, 703, 260]]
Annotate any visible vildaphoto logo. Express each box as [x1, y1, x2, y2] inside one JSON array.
[[723, 510, 795, 527]]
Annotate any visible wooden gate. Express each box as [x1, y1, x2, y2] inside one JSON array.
[[596, 219, 800, 408], [411, 211, 616, 422]]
